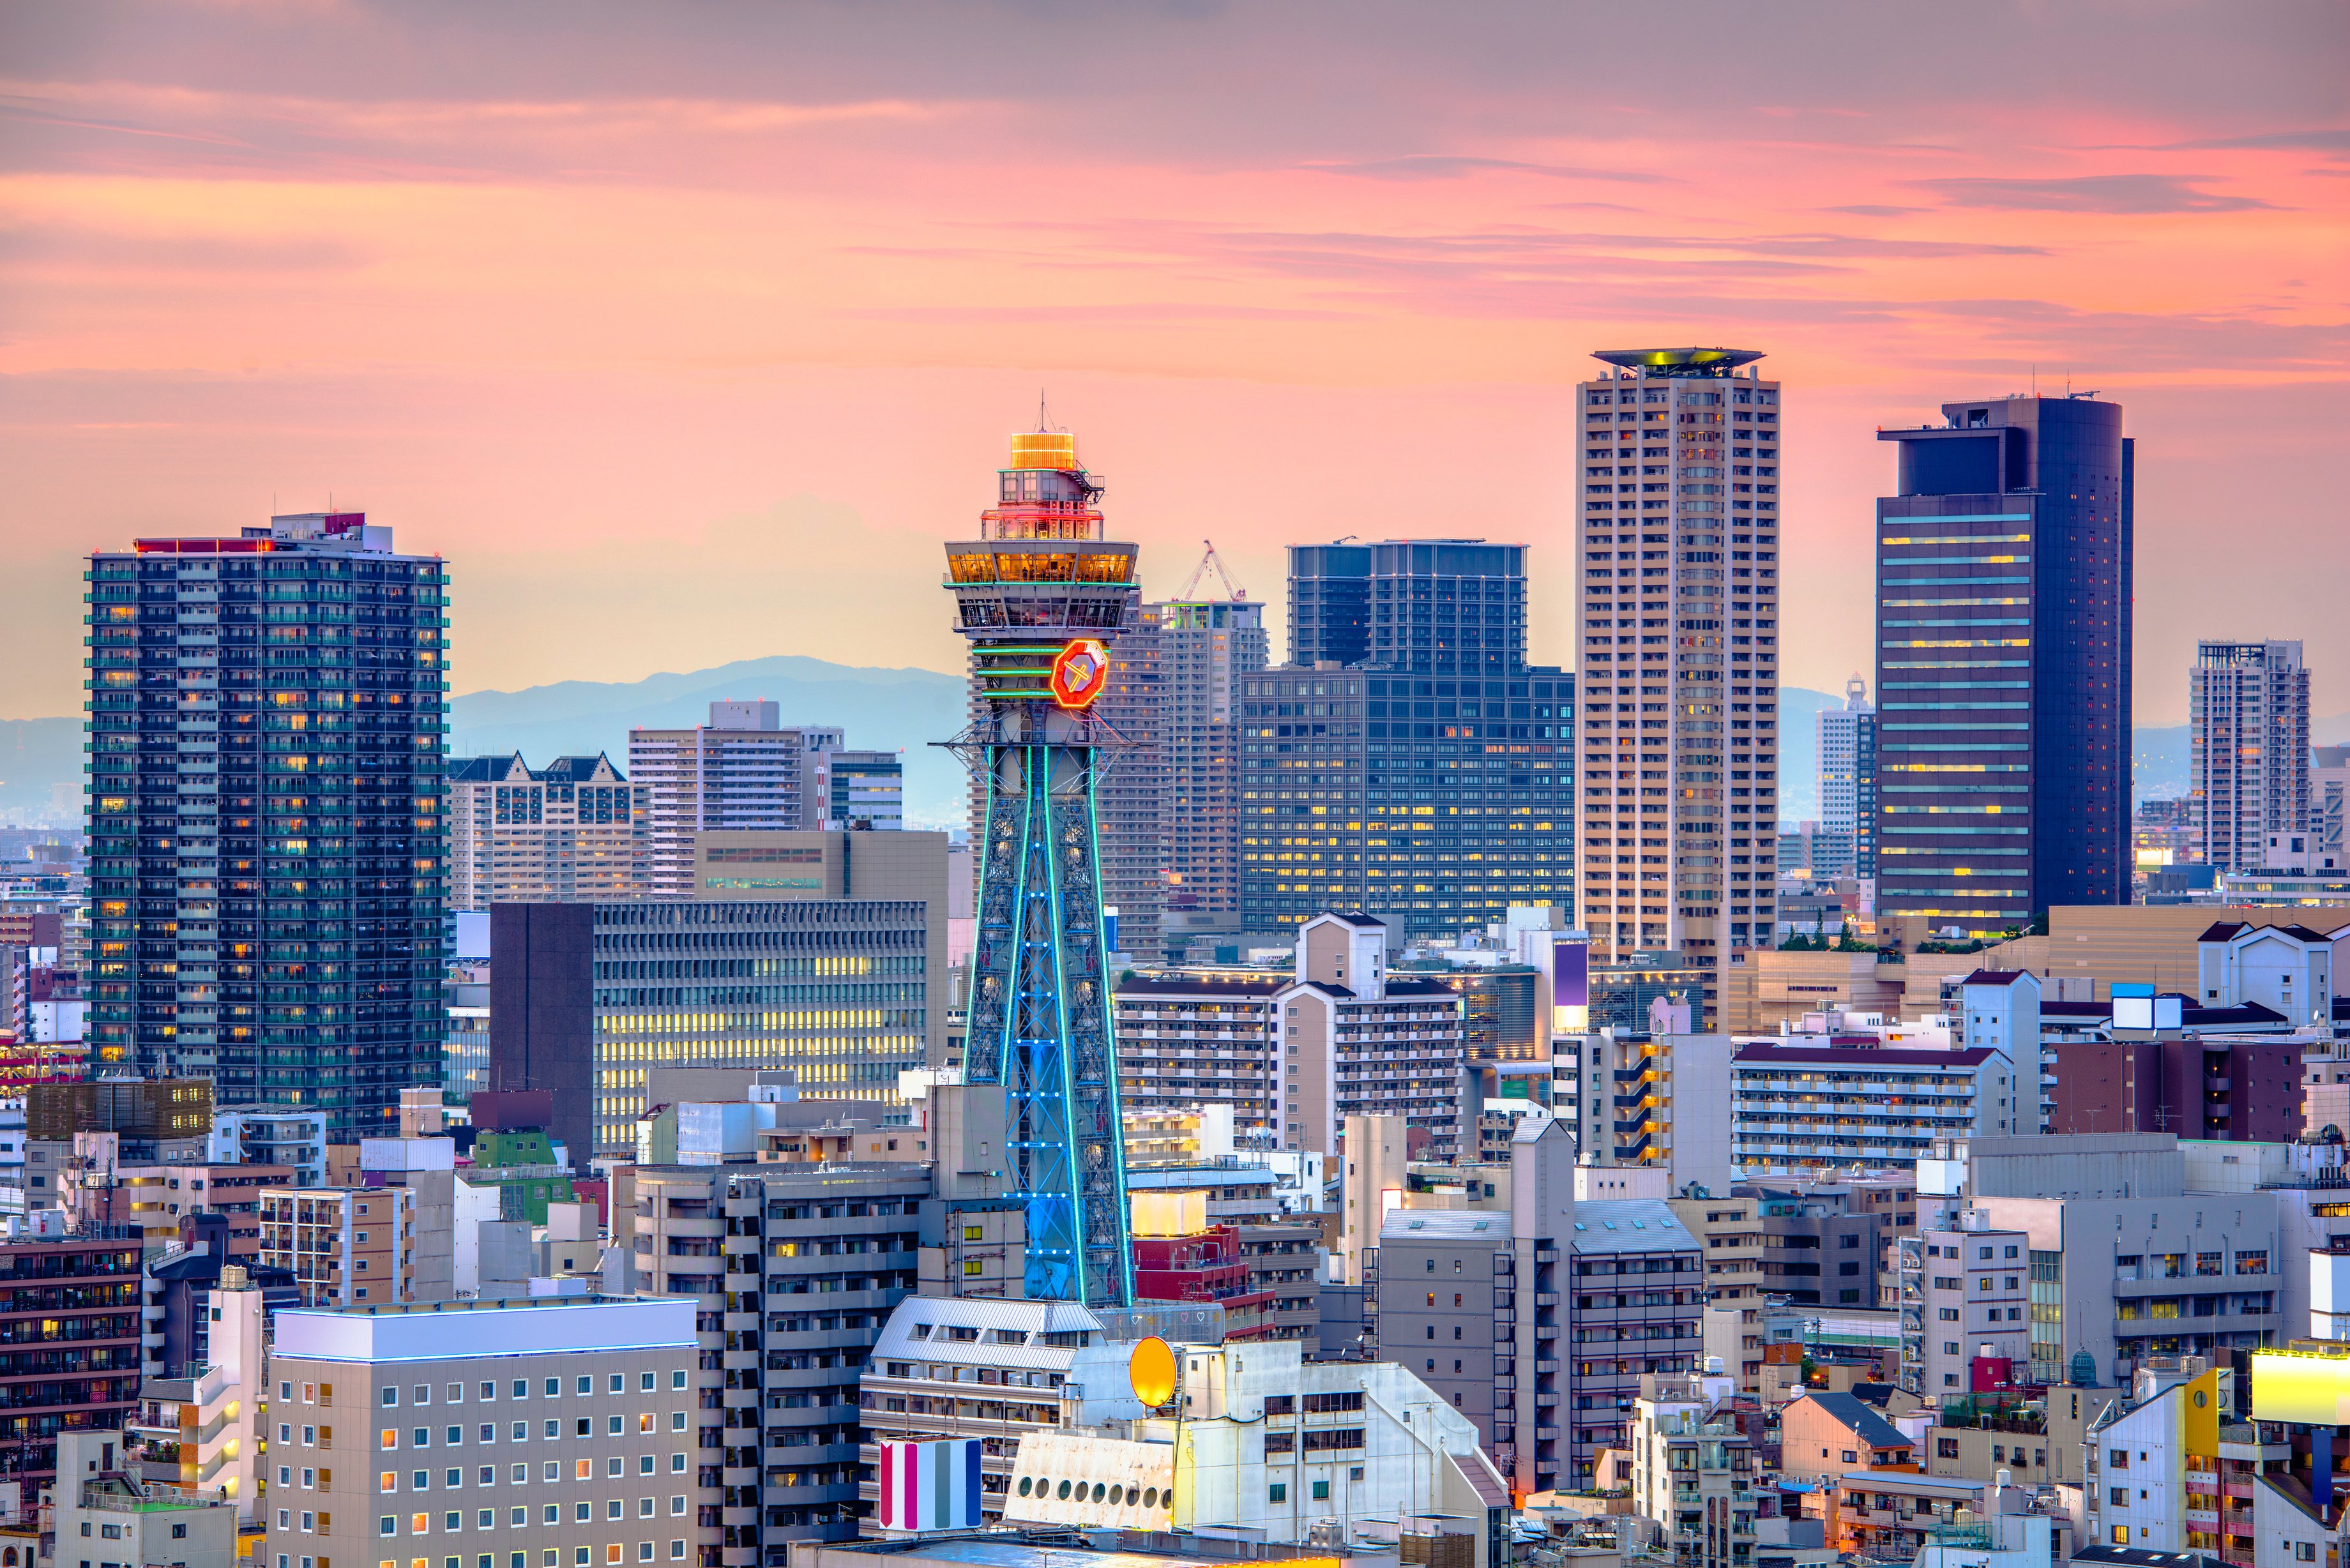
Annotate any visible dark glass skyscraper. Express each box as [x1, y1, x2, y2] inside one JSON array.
[[1287, 543, 1370, 667], [1239, 539, 1571, 938], [86, 512, 448, 1138], [1874, 395, 2132, 939]]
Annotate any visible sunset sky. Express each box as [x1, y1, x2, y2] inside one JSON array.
[[2, 1, 2344, 724]]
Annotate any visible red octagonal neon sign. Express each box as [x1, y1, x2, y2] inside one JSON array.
[[1051, 639, 1111, 710]]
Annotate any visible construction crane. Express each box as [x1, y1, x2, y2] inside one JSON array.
[[1175, 539, 1248, 601]]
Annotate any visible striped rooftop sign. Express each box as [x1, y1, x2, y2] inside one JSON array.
[[879, 1438, 983, 1533]]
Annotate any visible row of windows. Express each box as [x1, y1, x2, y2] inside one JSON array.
[[271, 1544, 690, 1568]]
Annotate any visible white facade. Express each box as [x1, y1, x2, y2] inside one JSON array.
[[0, 1096, 22, 1217], [1911, 1212, 2032, 1394], [2081, 1363, 2222, 1551], [2197, 921, 2338, 1023], [1818, 675, 1876, 879], [1001, 1339, 1505, 1568], [630, 707, 845, 899], [209, 1104, 329, 1187], [1959, 973, 2045, 1131]]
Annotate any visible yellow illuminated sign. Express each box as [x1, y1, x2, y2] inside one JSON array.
[[1128, 1336, 1178, 1408], [2250, 1351, 2350, 1424]]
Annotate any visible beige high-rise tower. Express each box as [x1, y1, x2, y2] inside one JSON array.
[[1572, 348, 1782, 1025]]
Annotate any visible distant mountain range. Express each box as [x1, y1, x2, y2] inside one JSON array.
[[6, 660, 2344, 827], [448, 656, 971, 828]]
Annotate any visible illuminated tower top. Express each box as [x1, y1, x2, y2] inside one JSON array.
[[946, 431, 1139, 706]]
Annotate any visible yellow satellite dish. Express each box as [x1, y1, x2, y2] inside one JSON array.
[[1128, 1336, 1178, 1408]]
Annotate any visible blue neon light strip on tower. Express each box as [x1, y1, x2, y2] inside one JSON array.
[[945, 428, 1135, 1308]]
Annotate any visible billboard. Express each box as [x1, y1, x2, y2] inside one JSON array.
[[1551, 935, 1590, 1034], [2250, 1351, 2350, 1424], [2111, 983, 2184, 1031]]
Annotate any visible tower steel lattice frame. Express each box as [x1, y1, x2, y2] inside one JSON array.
[[942, 432, 1137, 1307]]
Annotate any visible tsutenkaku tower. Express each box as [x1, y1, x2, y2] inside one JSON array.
[[944, 428, 1137, 1306]]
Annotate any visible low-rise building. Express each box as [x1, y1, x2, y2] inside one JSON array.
[[857, 1295, 1158, 1528], [1777, 1389, 1917, 1487], [1832, 1470, 1997, 1561], [619, 1158, 929, 1558], [1001, 1338, 1510, 1568], [257, 1184, 419, 1306], [1629, 1371, 1759, 1568], [255, 1293, 717, 1568], [46, 1428, 238, 1567]]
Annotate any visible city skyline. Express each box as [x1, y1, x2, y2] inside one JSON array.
[[3, 4, 2345, 726]]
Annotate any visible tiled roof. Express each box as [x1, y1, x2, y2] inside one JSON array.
[[1793, 1389, 1913, 1452]]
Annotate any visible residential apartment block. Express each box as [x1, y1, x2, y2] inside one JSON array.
[[85, 510, 448, 1136], [1371, 1118, 1706, 1496], [630, 704, 845, 899], [1574, 348, 1783, 1018], [0, 1233, 142, 1495], [1732, 1044, 2019, 1173], [450, 751, 648, 909], [1629, 1371, 1759, 1568], [257, 1183, 419, 1306], [618, 1159, 929, 1557], [1115, 915, 1467, 1157]]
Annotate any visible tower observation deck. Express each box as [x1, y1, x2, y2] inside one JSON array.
[[942, 429, 1137, 1306]]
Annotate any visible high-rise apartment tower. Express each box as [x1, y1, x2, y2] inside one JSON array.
[[1874, 394, 2132, 939], [86, 511, 448, 1138], [1573, 348, 1782, 1024], [1155, 582, 1269, 945], [944, 428, 1135, 1306], [2191, 640, 2309, 874], [1817, 675, 1877, 879]]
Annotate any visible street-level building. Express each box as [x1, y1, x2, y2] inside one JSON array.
[[47, 1428, 238, 1567], [856, 1295, 1160, 1530], [616, 1159, 929, 1560], [1003, 1338, 1510, 1568], [1630, 1370, 1759, 1568]]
